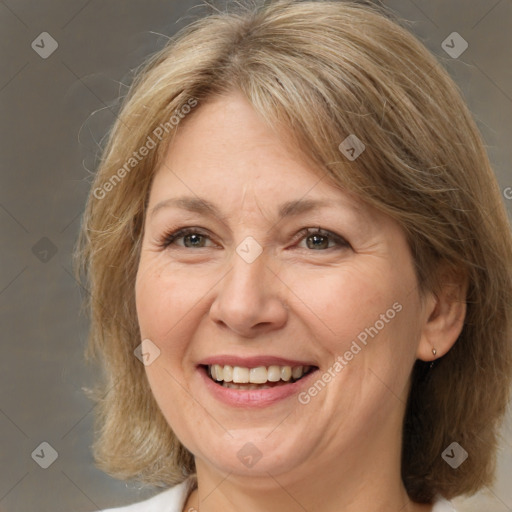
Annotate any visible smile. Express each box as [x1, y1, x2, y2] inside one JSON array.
[[206, 364, 316, 389]]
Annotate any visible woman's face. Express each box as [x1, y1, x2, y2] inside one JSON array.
[[135, 90, 429, 482]]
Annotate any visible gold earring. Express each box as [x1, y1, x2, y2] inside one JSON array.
[[430, 348, 437, 369]]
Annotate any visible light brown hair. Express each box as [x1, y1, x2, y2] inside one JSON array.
[[76, 0, 512, 503]]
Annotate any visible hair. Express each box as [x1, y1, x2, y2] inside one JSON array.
[[75, 0, 512, 503]]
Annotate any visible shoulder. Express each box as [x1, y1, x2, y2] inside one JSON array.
[[102, 478, 194, 512], [101, 480, 455, 512], [432, 495, 457, 512]]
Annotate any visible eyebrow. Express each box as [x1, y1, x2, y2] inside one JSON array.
[[149, 196, 344, 222]]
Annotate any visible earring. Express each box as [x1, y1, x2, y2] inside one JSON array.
[[429, 348, 437, 369]]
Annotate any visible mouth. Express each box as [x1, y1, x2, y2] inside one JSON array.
[[201, 363, 318, 390]]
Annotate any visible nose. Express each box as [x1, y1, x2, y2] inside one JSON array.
[[209, 248, 288, 338]]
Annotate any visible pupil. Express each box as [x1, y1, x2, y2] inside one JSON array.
[[185, 234, 203, 247], [307, 234, 328, 250], [184, 233, 329, 249]]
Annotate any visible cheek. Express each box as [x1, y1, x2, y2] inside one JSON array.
[[135, 264, 164, 339], [287, 260, 420, 391], [280, 262, 401, 347], [135, 260, 204, 442], [135, 254, 218, 394], [135, 256, 199, 340]]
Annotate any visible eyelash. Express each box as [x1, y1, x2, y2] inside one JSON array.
[[158, 226, 350, 251]]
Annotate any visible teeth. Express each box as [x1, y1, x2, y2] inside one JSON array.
[[292, 366, 303, 379], [222, 382, 273, 390], [267, 365, 281, 382], [211, 364, 222, 381], [232, 366, 249, 383], [249, 366, 268, 384], [208, 364, 313, 384], [281, 366, 292, 381], [223, 365, 233, 382]]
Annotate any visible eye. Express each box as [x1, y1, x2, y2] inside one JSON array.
[[295, 227, 350, 251], [159, 227, 215, 249], [157, 226, 350, 251]]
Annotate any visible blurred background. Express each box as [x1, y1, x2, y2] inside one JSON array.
[[0, 0, 511, 510]]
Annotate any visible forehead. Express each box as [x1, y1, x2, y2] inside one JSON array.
[[153, 94, 341, 196], [147, 91, 388, 232]]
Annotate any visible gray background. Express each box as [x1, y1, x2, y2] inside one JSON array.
[[0, 1, 511, 511]]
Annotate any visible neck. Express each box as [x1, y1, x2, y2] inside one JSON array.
[[183, 418, 433, 512]]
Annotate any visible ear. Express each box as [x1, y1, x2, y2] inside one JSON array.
[[416, 266, 468, 361]]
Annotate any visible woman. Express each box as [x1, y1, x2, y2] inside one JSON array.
[[76, 1, 512, 511]]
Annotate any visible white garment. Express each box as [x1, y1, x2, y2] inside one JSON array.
[[103, 477, 456, 511]]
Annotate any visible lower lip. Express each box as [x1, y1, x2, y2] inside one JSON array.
[[198, 366, 318, 408]]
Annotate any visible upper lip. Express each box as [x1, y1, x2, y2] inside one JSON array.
[[198, 355, 317, 368]]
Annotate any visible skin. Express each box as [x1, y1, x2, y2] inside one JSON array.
[[135, 89, 467, 512]]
